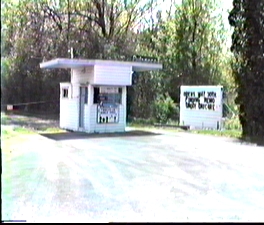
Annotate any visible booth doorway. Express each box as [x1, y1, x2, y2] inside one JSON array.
[[79, 86, 86, 128]]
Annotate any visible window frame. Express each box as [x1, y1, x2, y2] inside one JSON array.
[[60, 83, 72, 99], [93, 86, 122, 105], [62, 88, 69, 98]]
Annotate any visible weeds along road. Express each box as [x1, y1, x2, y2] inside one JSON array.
[[2, 120, 264, 222]]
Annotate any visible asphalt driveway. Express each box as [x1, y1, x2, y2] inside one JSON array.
[[2, 128, 264, 222]]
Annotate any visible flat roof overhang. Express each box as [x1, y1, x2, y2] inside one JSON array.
[[40, 58, 162, 72]]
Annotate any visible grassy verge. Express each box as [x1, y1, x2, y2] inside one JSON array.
[[127, 122, 184, 134], [1, 125, 35, 139], [1, 112, 11, 124], [127, 122, 155, 129], [129, 123, 241, 138], [1, 111, 65, 133], [1, 125, 36, 160], [190, 129, 242, 138], [2, 112, 243, 139], [128, 115, 244, 139], [128, 121, 242, 138], [38, 127, 66, 134], [1, 112, 66, 156]]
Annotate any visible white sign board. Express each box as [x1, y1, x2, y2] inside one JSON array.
[[180, 85, 223, 130]]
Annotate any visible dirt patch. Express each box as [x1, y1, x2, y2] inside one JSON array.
[[1, 111, 60, 132]]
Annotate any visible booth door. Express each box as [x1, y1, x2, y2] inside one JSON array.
[[79, 87, 86, 128]]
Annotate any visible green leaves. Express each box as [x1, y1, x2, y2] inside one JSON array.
[[229, 0, 264, 138], [129, 0, 233, 123], [152, 93, 179, 123], [2, 0, 250, 129]]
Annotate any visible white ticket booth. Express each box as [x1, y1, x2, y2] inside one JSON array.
[[40, 58, 162, 133]]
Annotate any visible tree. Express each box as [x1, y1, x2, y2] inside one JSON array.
[[129, 0, 231, 122], [1, 0, 70, 112], [1, 0, 155, 113], [229, 0, 264, 138]]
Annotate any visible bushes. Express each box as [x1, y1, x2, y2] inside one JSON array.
[[127, 117, 156, 126], [152, 93, 179, 124], [127, 93, 179, 125], [223, 115, 242, 130], [129, 91, 242, 130]]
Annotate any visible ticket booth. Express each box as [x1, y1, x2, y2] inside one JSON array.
[[40, 58, 162, 133]]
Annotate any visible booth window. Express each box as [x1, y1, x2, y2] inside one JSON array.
[[94, 87, 100, 103], [93, 87, 122, 104], [62, 88, 69, 98], [84, 87, 88, 104]]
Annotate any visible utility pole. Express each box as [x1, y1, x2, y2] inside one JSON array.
[[67, 0, 71, 58]]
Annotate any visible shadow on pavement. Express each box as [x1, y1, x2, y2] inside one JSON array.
[[41, 130, 161, 141]]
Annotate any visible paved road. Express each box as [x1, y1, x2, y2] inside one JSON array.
[[2, 128, 264, 222]]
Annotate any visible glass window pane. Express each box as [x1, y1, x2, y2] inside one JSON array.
[[94, 86, 122, 104], [85, 87, 88, 104]]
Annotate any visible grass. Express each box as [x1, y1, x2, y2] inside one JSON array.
[[1, 112, 65, 158], [127, 122, 184, 134], [1, 123, 65, 137], [128, 120, 242, 138], [13, 126, 35, 134], [1, 125, 35, 141], [1, 126, 35, 161], [2, 111, 243, 139], [129, 123, 242, 138], [38, 127, 66, 134], [1, 125, 35, 139], [191, 129, 242, 138], [128, 116, 244, 139], [2, 125, 41, 218], [127, 122, 155, 129], [1, 112, 11, 124], [1, 111, 37, 127], [1, 111, 64, 133]]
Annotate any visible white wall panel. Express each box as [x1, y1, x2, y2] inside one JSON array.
[[94, 65, 132, 85]]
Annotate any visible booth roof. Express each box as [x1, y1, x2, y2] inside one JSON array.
[[40, 58, 162, 72]]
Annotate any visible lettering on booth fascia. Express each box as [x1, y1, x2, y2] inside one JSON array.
[[131, 55, 158, 63], [183, 91, 217, 110]]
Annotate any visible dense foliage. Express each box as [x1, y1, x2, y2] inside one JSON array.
[[229, 0, 264, 138], [2, 0, 255, 131]]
